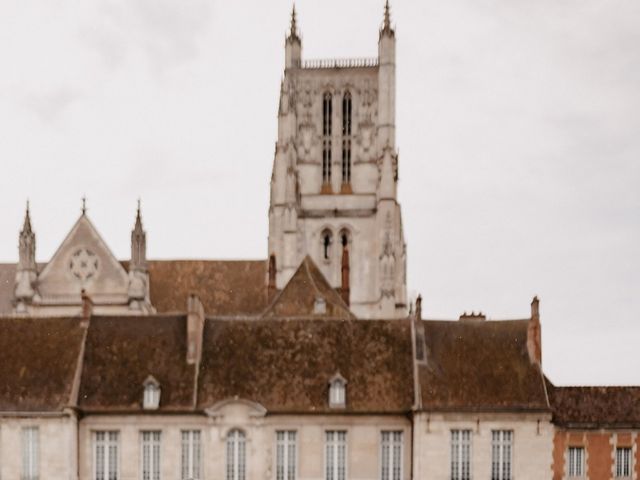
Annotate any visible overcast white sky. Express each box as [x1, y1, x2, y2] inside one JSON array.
[[0, 0, 638, 385]]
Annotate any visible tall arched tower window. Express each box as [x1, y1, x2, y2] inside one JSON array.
[[321, 229, 333, 261], [341, 91, 352, 187], [226, 429, 246, 480], [322, 92, 333, 188]]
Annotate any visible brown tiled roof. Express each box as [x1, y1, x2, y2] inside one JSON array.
[[145, 260, 269, 316], [78, 315, 196, 412], [262, 256, 354, 319], [198, 318, 414, 413], [0, 264, 15, 314], [418, 319, 549, 412], [545, 378, 640, 427], [0, 317, 85, 411]]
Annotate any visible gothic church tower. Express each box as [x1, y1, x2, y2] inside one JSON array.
[[268, 3, 407, 319]]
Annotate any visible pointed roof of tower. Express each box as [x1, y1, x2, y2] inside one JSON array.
[[21, 200, 33, 235], [287, 4, 300, 42], [133, 199, 144, 234], [380, 0, 395, 37]]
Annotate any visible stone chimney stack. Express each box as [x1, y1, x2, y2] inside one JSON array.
[[186, 294, 205, 365], [81, 289, 93, 324], [268, 254, 277, 301], [527, 296, 542, 365]]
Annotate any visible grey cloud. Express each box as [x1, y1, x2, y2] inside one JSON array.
[[23, 87, 81, 123]]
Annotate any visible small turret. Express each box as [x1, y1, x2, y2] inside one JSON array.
[[285, 4, 302, 69], [14, 201, 38, 312], [128, 200, 152, 312]]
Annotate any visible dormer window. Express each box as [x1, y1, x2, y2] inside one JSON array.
[[329, 373, 347, 408], [314, 297, 327, 315], [143, 375, 161, 410]]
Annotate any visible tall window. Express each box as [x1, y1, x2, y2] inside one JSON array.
[[181, 430, 202, 480], [451, 430, 471, 480], [226, 429, 246, 480], [325, 431, 347, 480], [276, 431, 297, 480], [616, 447, 632, 478], [380, 431, 402, 480], [94, 431, 119, 480], [22, 427, 39, 480], [341, 92, 352, 185], [322, 92, 332, 186], [567, 447, 584, 477], [141, 431, 161, 480], [491, 430, 512, 480], [322, 230, 333, 260]]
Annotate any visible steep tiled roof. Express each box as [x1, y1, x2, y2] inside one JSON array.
[[78, 315, 196, 412], [545, 378, 640, 427], [262, 256, 354, 319], [0, 317, 85, 411], [145, 260, 269, 316], [198, 318, 414, 413], [418, 319, 549, 412]]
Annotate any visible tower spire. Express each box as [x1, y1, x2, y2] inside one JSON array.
[[381, 0, 394, 37], [22, 200, 33, 235], [288, 4, 300, 42]]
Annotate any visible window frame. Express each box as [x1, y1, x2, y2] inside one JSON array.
[[450, 429, 472, 480], [275, 430, 298, 480], [140, 430, 161, 480], [380, 430, 403, 480], [226, 429, 247, 480], [93, 430, 120, 480], [615, 446, 632, 478], [567, 446, 585, 478], [181, 430, 202, 480], [491, 430, 513, 480], [324, 430, 348, 480], [21, 426, 39, 480]]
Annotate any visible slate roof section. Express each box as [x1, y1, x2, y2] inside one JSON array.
[[262, 256, 354, 319], [78, 315, 196, 412], [145, 260, 269, 316], [198, 318, 414, 413], [545, 378, 640, 428], [0, 317, 85, 411], [418, 319, 550, 412]]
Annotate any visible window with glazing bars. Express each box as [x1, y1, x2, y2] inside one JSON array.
[[450, 430, 471, 480], [341, 92, 352, 184], [227, 429, 246, 480], [380, 431, 402, 480], [491, 430, 512, 480], [616, 447, 632, 478], [322, 92, 332, 185], [141, 431, 161, 480], [276, 431, 297, 480], [94, 431, 119, 480], [181, 430, 201, 480], [22, 426, 39, 480], [567, 447, 584, 477], [325, 431, 346, 480]]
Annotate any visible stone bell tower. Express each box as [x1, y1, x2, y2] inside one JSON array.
[[268, 2, 407, 319]]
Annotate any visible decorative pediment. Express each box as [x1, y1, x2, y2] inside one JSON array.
[[36, 214, 129, 304], [204, 397, 267, 419]]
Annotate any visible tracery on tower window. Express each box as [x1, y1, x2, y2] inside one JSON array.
[[322, 92, 332, 190], [341, 91, 352, 190]]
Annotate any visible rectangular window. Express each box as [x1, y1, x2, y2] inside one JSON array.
[[450, 430, 471, 480], [94, 431, 119, 480], [616, 447, 632, 478], [276, 431, 297, 480], [22, 426, 39, 480], [380, 431, 402, 480], [567, 447, 584, 477], [325, 431, 347, 480], [491, 430, 512, 480], [141, 431, 161, 480], [181, 430, 201, 480]]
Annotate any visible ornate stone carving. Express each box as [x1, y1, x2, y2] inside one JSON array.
[[69, 248, 99, 282]]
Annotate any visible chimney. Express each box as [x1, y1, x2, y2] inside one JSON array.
[[459, 311, 486, 322], [340, 244, 350, 306], [81, 289, 93, 323], [268, 254, 277, 301], [186, 294, 205, 365], [527, 296, 542, 365], [415, 294, 422, 320]]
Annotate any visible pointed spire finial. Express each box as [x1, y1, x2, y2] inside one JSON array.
[[22, 199, 33, 234], [381, 0, 394, 36], [134, 198, 144, 231], [287, 3, 300, 42], [81, 196, 87, 215]]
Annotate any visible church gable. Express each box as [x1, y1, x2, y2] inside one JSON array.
[[37, 213, 129, 303]]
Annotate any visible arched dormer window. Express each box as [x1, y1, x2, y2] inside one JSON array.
[[321, 229, 333, 261], [341, 91, 352, 187], [142, 375, 160, 410], [322, 92, 333, 188], [226, 429, 246, 480], [329, 373, 347, 408]]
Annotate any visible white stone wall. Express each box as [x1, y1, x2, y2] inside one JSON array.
[[0, 414, 77, 480], [79, 406, 410, 480], [413, 412, 554, 480]]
